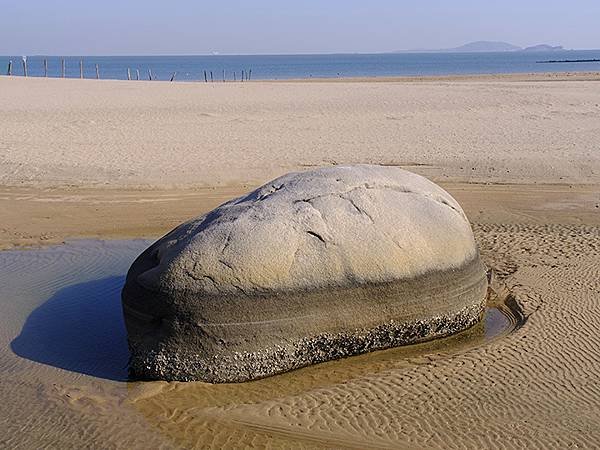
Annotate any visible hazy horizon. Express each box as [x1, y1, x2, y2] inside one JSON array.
[[2, 0, 599, 55], [3, 48, 600, 58]]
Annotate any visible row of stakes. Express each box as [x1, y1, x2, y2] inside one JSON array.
[[6, 57, 252, 82]]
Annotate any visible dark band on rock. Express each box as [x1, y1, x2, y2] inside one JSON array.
[[124, 255, 487, 382]]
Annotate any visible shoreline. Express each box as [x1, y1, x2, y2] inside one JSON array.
[[271, 71, 600, 83], [3, 70, 600, 84]]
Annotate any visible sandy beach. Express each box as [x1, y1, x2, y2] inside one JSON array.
[[1, 74, 599, 448], [2, 74, 600, 190]]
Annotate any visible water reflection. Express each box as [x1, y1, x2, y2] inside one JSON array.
[[11, 276, 130, 381], [11, 277, 514, 383], [8, 240, 521, 385], [1, 240, 524, 448]]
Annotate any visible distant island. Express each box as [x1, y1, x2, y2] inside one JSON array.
[[448, 41, 521, 52], [395, 41, 566, 53], [523, 44, 564, 52]]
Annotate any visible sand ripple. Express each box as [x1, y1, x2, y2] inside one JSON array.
[[0, 224, 599, 448], [130, 224, 600, 448]]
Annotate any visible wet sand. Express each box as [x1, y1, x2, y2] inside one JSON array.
[[1, 206, 598, 448], [1, 182, 598, 251], [1, 74, 600, 448], [0, 238, 519, 449]]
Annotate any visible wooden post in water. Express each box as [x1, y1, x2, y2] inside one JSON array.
[[79, 59, 83, 78], [61, 59, 65, 78], [43, 58, 48, 77], [148, 69, 153, 80], [249, 69, 252, 80], [241, 70, 244, 82], [233, 71, 236, 82], [170, 72, 177, 82], [222, 69, 225, 82], [210, 71, 213, 82], [127, 68, 131, 80], [22, 57, 28, 77], [204, 70, 207, 82], [6, 60, 12, 76], [95, 64, 100, 79]]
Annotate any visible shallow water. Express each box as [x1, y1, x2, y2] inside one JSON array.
[[2, 51, 600, 81], [0, 239, 520, 448]]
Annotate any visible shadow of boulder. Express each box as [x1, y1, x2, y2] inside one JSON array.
[[11, 275, 130, 381]]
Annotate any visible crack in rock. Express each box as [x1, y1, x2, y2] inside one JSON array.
[[292, 183, 464, 221], [306, 230, 326, 244]]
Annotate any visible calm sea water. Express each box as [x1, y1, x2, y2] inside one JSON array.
[[1, 51, 599, 81]]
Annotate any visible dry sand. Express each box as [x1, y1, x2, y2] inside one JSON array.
[[0, 74, 599, 448], [2, 74, 600, 188]]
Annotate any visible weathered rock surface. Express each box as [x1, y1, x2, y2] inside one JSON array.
[[122, 165, 488, 382]]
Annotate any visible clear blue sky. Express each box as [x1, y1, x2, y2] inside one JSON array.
[[2, 0, 599, 55]]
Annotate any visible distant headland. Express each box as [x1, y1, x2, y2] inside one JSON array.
[[396, 41, 566, 53]]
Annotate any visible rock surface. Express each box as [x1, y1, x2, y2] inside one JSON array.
[[122, 165, 488, 382]]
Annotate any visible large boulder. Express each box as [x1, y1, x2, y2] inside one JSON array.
[[122, 165, 488, 382]]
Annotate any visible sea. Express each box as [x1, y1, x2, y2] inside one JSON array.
[[1, 51, 599, 81]]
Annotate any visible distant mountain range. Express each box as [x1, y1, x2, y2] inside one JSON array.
[[395, 41, 565, 53]]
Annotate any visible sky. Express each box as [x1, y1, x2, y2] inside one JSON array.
[[2, 0, 599, 55]]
